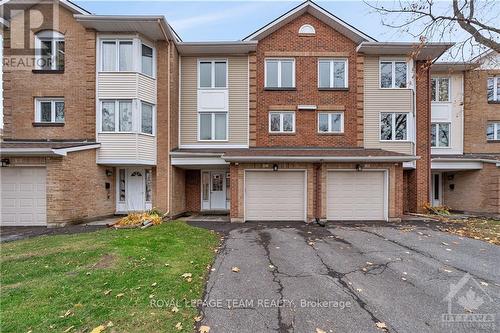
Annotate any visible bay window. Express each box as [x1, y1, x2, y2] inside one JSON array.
[[431, 123, 450, 147], [318, 112, 343, 133], [269, 112, 295, 133], [431, 78, 450, 102], [380, 60, 407, 88], [141, 102, 154, 134], [487, 122, 500, 140], [380, 112, 409, 141], [101, 40, 134, 72], [265, 59, 295, 88], [318, 59, 348, 89], [101, 100, 133, 132], [35, 31, 65, 71], [198, 60, 227, 88], [199, 112, 227, 141], [35, 98, 64, 123], [141, 44, 154, 77], [487, 76, 499, 102]]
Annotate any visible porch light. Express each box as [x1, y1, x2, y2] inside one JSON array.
[[273, 164, 279, 172], [106, 169, 113, 177], [355, 164, 364, 172], [1, 158, 10, 167]]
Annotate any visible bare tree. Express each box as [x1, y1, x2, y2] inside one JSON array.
[[366, 0, 500, 59]]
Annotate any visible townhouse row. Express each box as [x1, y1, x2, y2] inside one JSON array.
[[0, 0, 498, 226]]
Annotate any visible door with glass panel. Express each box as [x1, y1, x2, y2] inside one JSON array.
[[431, 173, 442, 207]]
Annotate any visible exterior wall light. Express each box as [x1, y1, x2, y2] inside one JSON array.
[[273, 164, 279, 171], [1, 158, 10, 167], [356, 164, 364, 172], [105, 169, 113, 177]]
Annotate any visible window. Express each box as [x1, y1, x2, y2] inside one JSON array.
[[298, 24, 315, 34], [487, 76, 500, 102], [431, 78, 450, 102], [199, 112, 227, 140], [35, 98, 64, 123], [318, 112, 343, 133], [141, 102, 154, 134], [380, 112, 408, 141], [226, 173, 231, 201], [101, 100, 133, 132], [101, 40, 134, 72], [35, 31, 64, 70], [318, 59, 348, 88], [141, 44, 154, 77], [487, 122, 500, 140], [199, 60, 227, 88], [119, 169, 126, 202], [202, 172, 209, 201], [269, 112, 295, 133], [265, 59, 295, 88], [145, 169, 152, 202], [431, 123, 450, 147], [380, 61, 407, 88]]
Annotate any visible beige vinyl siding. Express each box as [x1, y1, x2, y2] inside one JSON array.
[[364, 56, 413, 155], [98, 73, 156, 104], [180, 56, 248, 146], [97, 133, 156, 165]]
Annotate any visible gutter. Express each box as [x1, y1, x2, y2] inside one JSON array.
[[432, 157, 500, 165], [222, 155, 420, 163], [0, 144, 101, 157]]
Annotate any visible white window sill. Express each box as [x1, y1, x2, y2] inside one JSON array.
[[379, 140, 412, 143], [197, 139, 229, 142]]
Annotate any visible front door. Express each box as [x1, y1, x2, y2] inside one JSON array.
[[209, 172, 226, 210], [127, 169, 145, 211], [431, 173, 442, 207]]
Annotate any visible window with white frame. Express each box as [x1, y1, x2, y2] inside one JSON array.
[[35, 98, 64, 123], [101, 100, 133, 132], [318, 59, 348, 88], [145, 169, 152, 202], [431, 123, 450, 147], [380, 112, 409, 141], [141, 102, 154, 134], [141, 44, 154, 77], [199, 112, 227, 140], [199, 60, 227, 88], [35, 31, 64, 70], [380, 60, 407, 88], [265, 59, 295, 88], [269, 112, 295, 133], [431, 77, 450, 102], [318, 112, 343, 133], [101, 40, 134, 72], [487, 76, 500, 102], [487, 122, 500, 140]]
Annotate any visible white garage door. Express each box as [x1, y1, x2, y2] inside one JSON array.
[[1, 167, 47, 226], [245, 171, 306, 221], [327, 171, 386, 221]]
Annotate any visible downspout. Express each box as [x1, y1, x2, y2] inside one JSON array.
[[314, 163, 321, 223]]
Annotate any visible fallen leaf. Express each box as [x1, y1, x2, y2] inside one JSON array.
[[403, 272, 407, 275], [316, 329, 326, 333], [175, 322, 183, 331], [269, 265, 275, 269], [366, 262, 373, 265], [232, 267, 240, 273], [199, 325, 210, 333], [90, 325, 106, 333], [63, 326, 74, 333], [356, 288, 362, 292], [165, 263, 170, 267], [442, 242, 449, 246], [60, 310, 73, 318], [104, 289, 112, 295], [401, 277, 407, 281], [172, 306, 179, 313], [362, 268, 367, 272], [443, 269, 452, 273], [116, 293, 124, 298], [480, 281, 488, 286], [376, 322, 387, 330], [151, 282, 157, 287], [194, 316, 203, 322], [181, 273, 192, 278], [446, 248, 452, 251], [187, 277, 192, 283], [149, 294, 155, 299]]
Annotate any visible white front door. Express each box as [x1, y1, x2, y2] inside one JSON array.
[[209, 172, 226, 210], [431, 173, 442, 207], [127, 169, 145, 211]]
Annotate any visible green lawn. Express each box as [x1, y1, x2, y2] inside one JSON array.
[[0, 221, 220, 333]]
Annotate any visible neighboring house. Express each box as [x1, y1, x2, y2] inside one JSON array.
[[1, 0, 456, 226], [431, 51, 500, 214]]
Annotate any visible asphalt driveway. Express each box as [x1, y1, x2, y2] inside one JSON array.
[[192, 221, 500, 333]]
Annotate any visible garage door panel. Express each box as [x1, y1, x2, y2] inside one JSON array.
[[1, 167, 47, 226], [327, 171, 386, 221], [245, 171, 305, 221]]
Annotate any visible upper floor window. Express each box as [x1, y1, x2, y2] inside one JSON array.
[[380, 60, 407, 89], [35, 31, 64, 71], [431, 77, 450, 102], [199, 60, 227, 89], [199, 112, 227, 141], [101, 99, 133, 132], [318, 112, 343, 133], [265, 59, 295, 89], [318, 59, 348, 89], [380, 112, 408, 141], [269, 111, 295, 133], [101, 40, 134, 72], [487, 122, 500, 141], [487, 76, 500, 102], [141, 44, 154, 77], [35, 98, 64, 123], [298, 24, 315, 35], [431, 123, 450, 147], [141, 102, 154, 135]]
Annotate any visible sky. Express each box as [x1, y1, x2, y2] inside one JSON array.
[[73, 0, 425, 42]]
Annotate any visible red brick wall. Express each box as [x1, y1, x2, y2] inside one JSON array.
[[185, 170, 200, 212], [407, 61, 431, 213], [253, 13, 359, 148], [2, 4, 96, 140]]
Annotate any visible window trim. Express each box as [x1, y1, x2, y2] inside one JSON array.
[[379, 112, 411, 142], [487, 76, 499, 102], [317, 58, 348, 89], [34, 30, 65, 71], [317, 112, 344, 134], [34, 97, 65, 123], [100, 39, 135, 72], [264, 58, 296, 89], [99, 99, 135, 133], [379, 59, 408, 89], [268, 111, 296, 134], [431, 77, 451, 103], [431, 122, 451, 148], [197, 111, 229, 142], [487, 122, 500, 141], [140, 101, 155, 136], [197, 59, 228, 89]]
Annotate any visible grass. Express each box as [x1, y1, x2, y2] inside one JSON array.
[[0, 221, 220, 333], [432, 215, 500, 245]]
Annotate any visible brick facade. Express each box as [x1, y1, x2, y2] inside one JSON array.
[[185, 170, 201, 213]]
